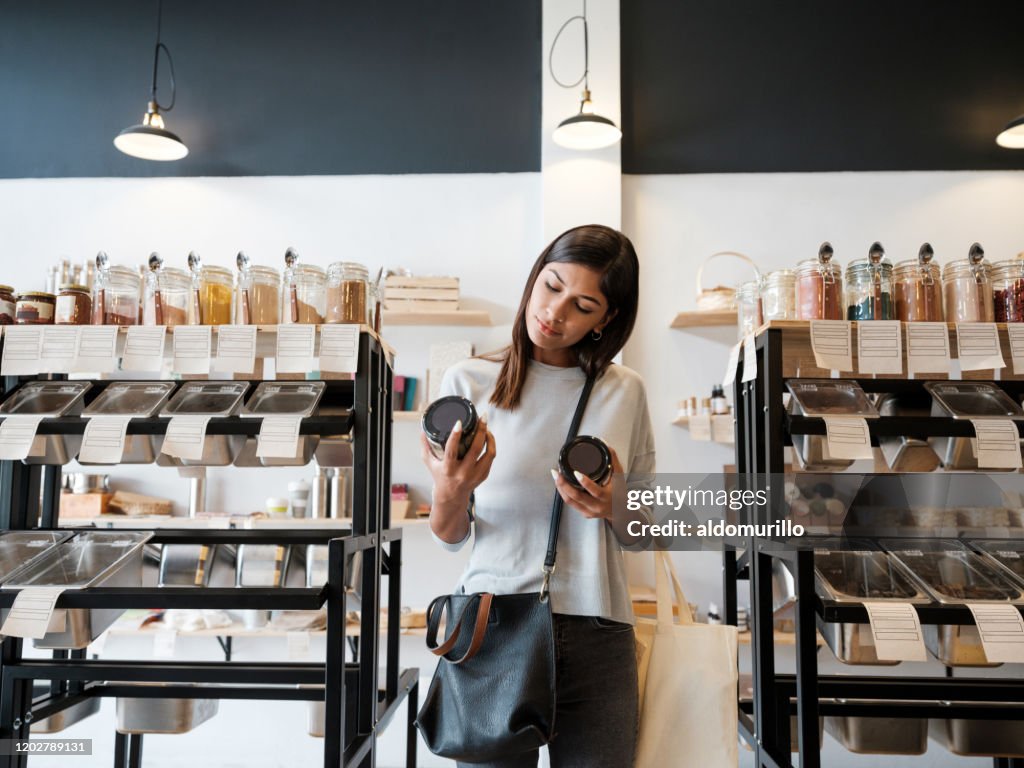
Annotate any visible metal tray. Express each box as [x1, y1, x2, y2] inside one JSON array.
[[930, 718, 1024, 757], [0, 381, 91, 464], [2, 531, 152, 649], [116, 688, 218, 734], [874, 393, 940, 472], [31, 695, 100, 734], [970, 539, 1024, 589], [158, 544, 217, 587], [826, 714, 927, 755], [157, 381, 249, 467], [80, 382, 177, 464], [236, 544, 290, 587], [0, 531, 72, 582], [925, 382, 1024, 470], [787, 380, 878, 471], [236, 381, 325, 466]]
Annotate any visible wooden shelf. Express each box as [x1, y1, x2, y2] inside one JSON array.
[[671, 412, 735, 444], [670, 310, 737, 329], [382, 309, 491, 327], [393, 411, 423, 422]]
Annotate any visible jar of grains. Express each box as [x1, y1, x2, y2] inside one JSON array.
[[283, 264, 326, 324], [893, 243, 943, 322], [795, 242, 843, 320], [326, 262, 369, 324], [760, 269, 797, 321], [236, 265, 281, 325], [0, 285, 17, 325], [942, 243, 994, 323], [16, 292, 55, 324], [197, 266, 234, 326], [144, 266, 194, 326], [846, 243, 894, 320], [736, 280, 763, 339], [992, 258, 1024, 322], [55, 284, 92, 325], [92, 265, 140, 325]]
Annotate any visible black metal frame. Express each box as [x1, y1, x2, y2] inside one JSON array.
[[728, 327, 1024, 768], [0, 330, 418, 768]]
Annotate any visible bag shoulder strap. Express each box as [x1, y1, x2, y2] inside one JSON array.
[[541, 375, 596, 597]]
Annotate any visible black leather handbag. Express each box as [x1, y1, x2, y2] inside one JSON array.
[[415, 377, 596, 764]]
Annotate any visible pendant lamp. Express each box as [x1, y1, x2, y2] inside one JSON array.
[[550, 0, 621, 151], [114, 0, 188, 161], [996, 114, 1024, 149]]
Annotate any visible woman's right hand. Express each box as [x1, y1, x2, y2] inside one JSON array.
[[420, 416, 496, 542]]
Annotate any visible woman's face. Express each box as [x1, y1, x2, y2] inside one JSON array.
[[526, 261, 614, 366]]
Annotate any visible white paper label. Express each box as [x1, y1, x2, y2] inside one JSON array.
[[862, 601, 927, 662], [906, 322, 951, 375], [956, 323, 1006, 371], [276, 325, 317, 374], [856, 320, 903, 375], [212, 326, 258, 375], [153, 628, 177, 659], [121, 326, 167, 372], [1008, 325, 1024, 376], [822, 416, 874, 460], [172, 326, 213, 375], [160, 416, 212, 461], [78, 415, 131, 464], [40, 326, 81, 373], [688, 413, 711, 441], [287, 630, 311, 661], [0, 415, 44, 461], [256, 415, 304, 458], [722, 341, 742, 388], [810, 320, 852, 371], [739, 333, 757, 383], [72, 326, 119, 373], [1, 587, 66, 640], [0, 326, 43, 375], [970, 419, 1023, 470], [966, 603, 1024, 664], [319, 324, 360, 373]]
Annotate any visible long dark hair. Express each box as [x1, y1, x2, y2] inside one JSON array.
[[488, 224, 640, 410]]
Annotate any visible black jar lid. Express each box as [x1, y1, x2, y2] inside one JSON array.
[[422, 396, 477, 447], [559, 435, 612, 487]]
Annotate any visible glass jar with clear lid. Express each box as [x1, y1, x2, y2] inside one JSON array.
[[196, 265, 234, 326], [845, 243, 894, 320], [893, 243, 943, 322], [992, 258, 1024, 323], [283, 264, 326, 324], [942, 243, 994, 323], [326, 261, 369, 324], [795, 242, 843, 320], [144, 265, 194, 326], [736, 280, 763, 339], [236, 265, 281, 325], [760, 269, 797, 321], [92, 264, 140, 325]]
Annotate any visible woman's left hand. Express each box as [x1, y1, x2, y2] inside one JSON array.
[[551, 447, 623, 520]]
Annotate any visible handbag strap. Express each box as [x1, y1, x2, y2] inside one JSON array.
[[425, 592, 494, 663], [540, 375, 596, 601]]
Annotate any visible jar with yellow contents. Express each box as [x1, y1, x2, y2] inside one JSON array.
[[196, 266, 234, 325]]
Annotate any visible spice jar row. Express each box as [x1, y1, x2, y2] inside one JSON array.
[[736, 241, 1024, 338], [7, 250, 376, 328]]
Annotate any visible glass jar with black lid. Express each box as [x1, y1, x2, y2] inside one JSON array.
[[559, 436, 612, 488], [422, 396, 478, 460]]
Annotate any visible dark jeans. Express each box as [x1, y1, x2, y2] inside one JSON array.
[[457, 612, 639, 768]]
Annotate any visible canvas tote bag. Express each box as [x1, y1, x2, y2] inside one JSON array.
[[634, 550, 739, 768]]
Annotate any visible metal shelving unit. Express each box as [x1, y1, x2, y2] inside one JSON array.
[[0, 329, 417, 768], [727, 323, 1024, 768]]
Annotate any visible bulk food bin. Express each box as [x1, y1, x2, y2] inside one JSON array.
[[1, 531, 153, 649], [0, 381, 91, 464], [873, 393, 940, 472], [738, 674, 822, 753], [786, 380, 878, 471], [811, 538, 930, 666], [0, 531, 72, 581], [116, 686, 218, 734], [235, 380, 326, 466], [925, 382, 1024, 470], [970, 539, 1024, 588], [882, 538, 1024, 666], [929, 717, 1024, 758], [31, 680, 100, 733], [156, 381, 249, 467], [825, 713, 927, 756], [79, 381, 177, 464], [235, 543, 290, 628], [158, 543, 217, 587]]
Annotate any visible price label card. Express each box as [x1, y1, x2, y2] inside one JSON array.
[[172, 326, 212, 375], [741, 333, 757, 383], [121, 326, 167, 372], [967, 603, 1024, 664], [212, 326, 258, 375], [906, 322, 951, 375], [1008, 325, 1024, 376], [862, 602, 927, 662], [0, 416, 44, 461], [0, 326, 43, 375], [971, 419, 1023, 470], [857, 320, 902, 375], [256, 416, 304, 458], [319, 324, 360, 373], [822, 416, 874, 460], [78, 416, 131, 464], [72, 326, 119, 373], [810, 320, 852, 371], [956, 323, 1005, 371], [276, 325, 316, 374], [0, 587, 66, 640], [722, 341, 742, 388], [40, 326, 80, 373], [160, 416, 212, 461]]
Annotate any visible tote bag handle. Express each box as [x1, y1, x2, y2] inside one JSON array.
[[654, 550, 694, 626]]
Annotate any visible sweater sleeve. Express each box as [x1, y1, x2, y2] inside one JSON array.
[[428, 362, 476, 553]]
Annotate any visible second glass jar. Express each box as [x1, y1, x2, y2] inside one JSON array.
[[92, 265, 140, 325], [760, 270, 797, 321], [144, 267, 194, 326], [282, 264, 326, 324], [942, 259, 994, 323], [846, 258, 894, 320], [326, 262, 369, 324], [197, 266, 234, 326], [893, 259, 943, 322]]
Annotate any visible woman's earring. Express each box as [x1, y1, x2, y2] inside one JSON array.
[[591, 329, 603, 341]]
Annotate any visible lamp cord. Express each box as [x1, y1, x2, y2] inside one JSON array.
[[548, 0, 589, 91], [149, 0, 177, 111]]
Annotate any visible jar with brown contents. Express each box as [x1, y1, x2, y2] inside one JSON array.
[[0, 285, 16, 325], [144, 266, 194, 326], [795, 242, 843, 320], [992, 258, 1024, 322], [16, 292, 55, 324], [55, 284, 92, 325], [893, 243, 943, 322], [282, 264, 326, 324], [326, 261, 369, 324], [92, 264, 141, 325], [236, 265, 281, 325], [942, 243, 994, 323]]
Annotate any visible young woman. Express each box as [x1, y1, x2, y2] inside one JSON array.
[[421, 224, 655, 768]]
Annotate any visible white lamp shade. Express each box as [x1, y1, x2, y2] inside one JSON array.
[[996, 115, 1024, 149], [114, 125, 189, 161], [553, 113, 622, 151]]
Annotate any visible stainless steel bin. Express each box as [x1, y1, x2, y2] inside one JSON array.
[[156, 381, 249, 466], [31, 696, 100, 733], [826, 713, 927, 755], [0, 381, 91, 464], [930, 718, 1024, 757], [116, 686, 219, 734], [158, 543, 217, 587], [925, 382, 1024, 470], [235, 381, 326, 467], [874, 393, 940, 472], [79, 381, 176, 464], [787, 380, 878, 471]]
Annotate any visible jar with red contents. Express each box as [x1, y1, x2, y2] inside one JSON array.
[[894, 243, 943, 322], [992, 258, 1024, 322], [795, 242, 843, 320]]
